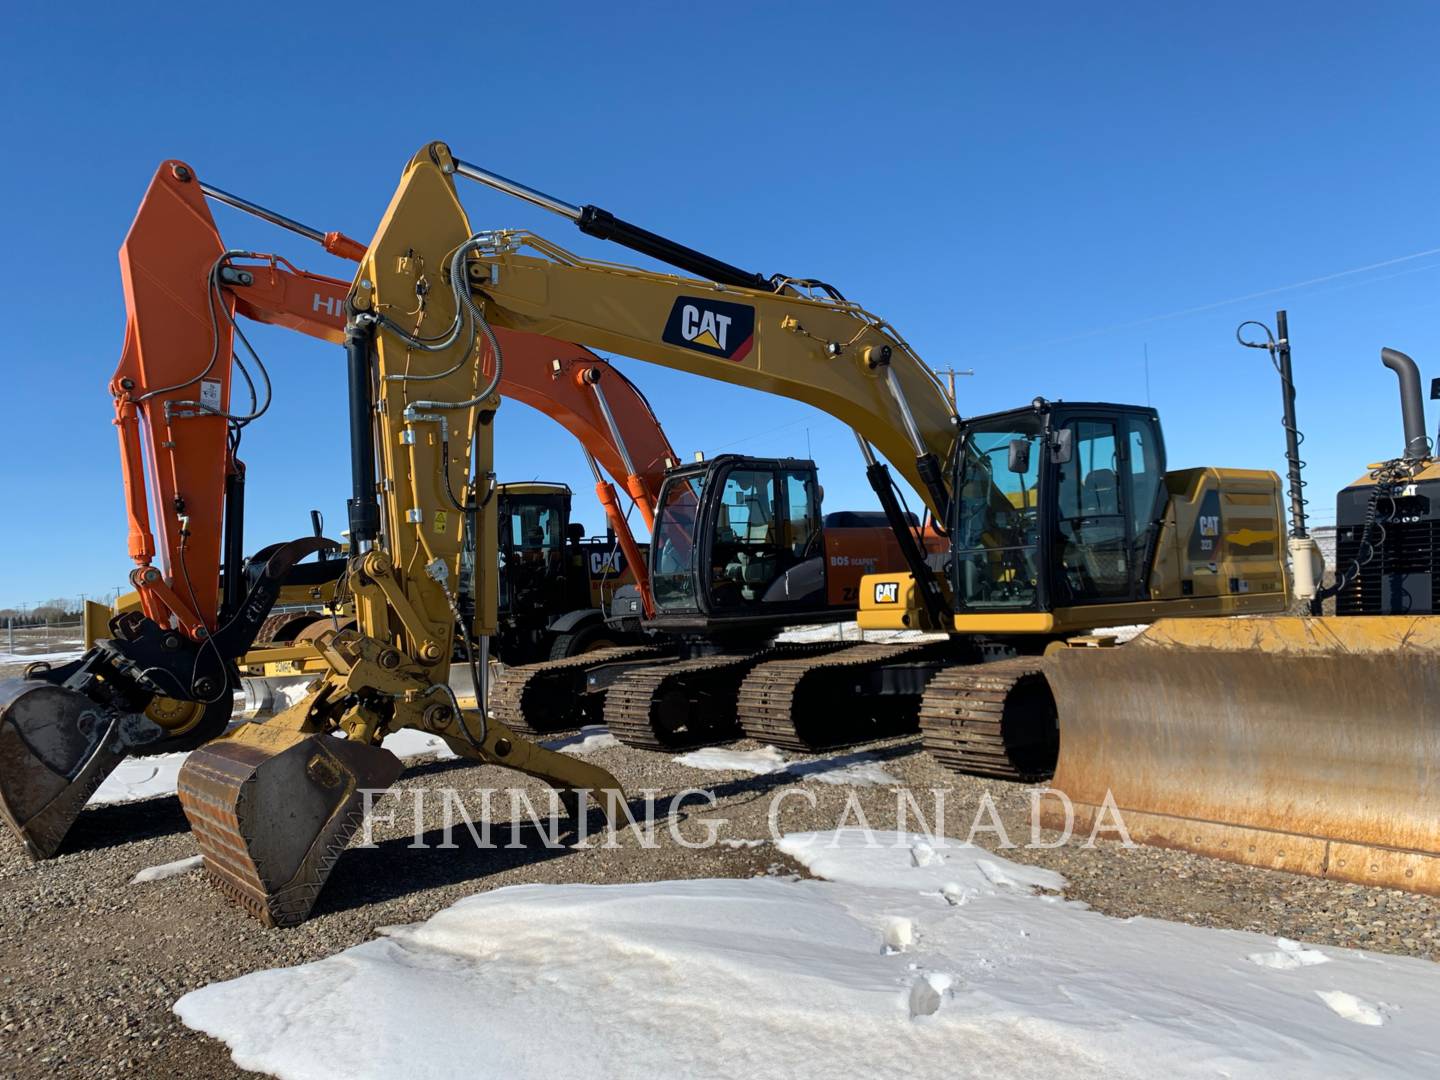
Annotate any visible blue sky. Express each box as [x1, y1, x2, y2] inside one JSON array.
[[2, 3, 1438, 608]]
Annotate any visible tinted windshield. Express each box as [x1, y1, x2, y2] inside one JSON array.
[[497, 495, 567, 611], [650, 470, 706, 612], [952, 421, 1043, 609]]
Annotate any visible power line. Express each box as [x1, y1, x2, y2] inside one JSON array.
[[709, 415, 812, 453], [1005, 245, 1440, 355]]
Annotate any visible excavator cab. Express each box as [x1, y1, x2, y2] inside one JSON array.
[[457, 483, 641, 663], [950, 401, 1167, 614], [866, 396, 1285, 634], [495, 484, 576, 624], [648, 455, 830, 629]]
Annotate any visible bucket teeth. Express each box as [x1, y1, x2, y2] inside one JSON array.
[[0, 679, 132, 859], [177, 728, 402, 927]]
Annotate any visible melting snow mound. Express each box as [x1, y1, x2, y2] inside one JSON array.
[[175, 830, 1440, 1080], [675, 746, 900, 787], [130, 854, 204, 883]]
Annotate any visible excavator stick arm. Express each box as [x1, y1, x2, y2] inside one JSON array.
[[176, 150, 629, 925]]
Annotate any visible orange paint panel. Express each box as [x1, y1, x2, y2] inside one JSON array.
[[823, 524, 949, 607], [111, 161, 232, 629]]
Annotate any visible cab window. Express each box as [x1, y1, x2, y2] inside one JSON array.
[[708, 468, 780, 608], [952, 424, 1043, 609], [1055, 419, 1130, 601]]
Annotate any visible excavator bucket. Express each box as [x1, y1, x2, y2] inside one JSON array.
[[177, 723, 402, 927], [0, 537, 337, 862], [0, 680, 133, 858], [1041, 616, 1440, 895]]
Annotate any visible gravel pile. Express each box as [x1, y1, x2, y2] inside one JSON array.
[[0, 735, 1435, 1078]]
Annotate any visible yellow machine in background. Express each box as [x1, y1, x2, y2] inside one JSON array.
[[1031, 341, 1440, 895]]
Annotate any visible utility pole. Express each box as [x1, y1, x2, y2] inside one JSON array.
[[932, 365, 975, 409]]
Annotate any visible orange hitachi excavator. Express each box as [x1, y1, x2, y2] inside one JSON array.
[[0, 159, 678, 860]]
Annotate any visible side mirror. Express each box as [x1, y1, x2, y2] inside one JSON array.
[[1007, 438, 1032, 474], [567, 523, 586, 542], [1049, 428, 1073, 464]]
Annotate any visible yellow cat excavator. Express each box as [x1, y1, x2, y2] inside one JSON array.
[[0, 157, 683, 869], [363, 143, 1435, 900]]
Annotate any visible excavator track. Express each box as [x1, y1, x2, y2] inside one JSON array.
[[605, 643, 845, 752], [490, 645, 670, 738], [918, 657, 1058, 782], [737, 641, 948, 751]]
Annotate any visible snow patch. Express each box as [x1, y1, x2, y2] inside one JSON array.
[[939, 881, 975, 907], [91, 753, 190, 805], [674, 745, 788, 774], [674, 746, 900, 787], [1249, 937, 1332, 970], [907, 971, 953, 1018], [1316, 989, 1388, 1026], [775, 621, 948, 645], [0, 648, 85, 665], [882, 915, 914, 952], [88, 725, 460, 808], [85, 713, 612, 808], [1090, 624, 1148, 644], [376, 728, 457, 762], [130, 855, 204, 884], [542, 726, 619, 755], [976, 857, 1065, 894], [175, 829, 1440, 1079], [777, 830, 1065, 895]]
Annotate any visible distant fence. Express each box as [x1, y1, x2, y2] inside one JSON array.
[[4, 616, 84, 654]]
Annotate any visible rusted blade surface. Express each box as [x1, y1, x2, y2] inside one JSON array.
[[0, 679, 131, 859], [1043, 639, 1440, 895], [178, 729, 402, 927]]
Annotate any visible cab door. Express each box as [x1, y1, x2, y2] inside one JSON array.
[[703, 462, 827, 614], [1051, 411, 1166, 604], [1052, 417, 1133, 603]]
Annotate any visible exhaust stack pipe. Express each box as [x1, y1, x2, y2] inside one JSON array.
[[1381, 347, 1429, 460]]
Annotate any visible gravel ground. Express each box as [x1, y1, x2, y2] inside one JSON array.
[[0, 730, 1435, 1079]]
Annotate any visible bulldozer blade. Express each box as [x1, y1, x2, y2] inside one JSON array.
[[1042, 617, 1440, 896], [0, 679, 134, 859], [177, 727, 402, 927]]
